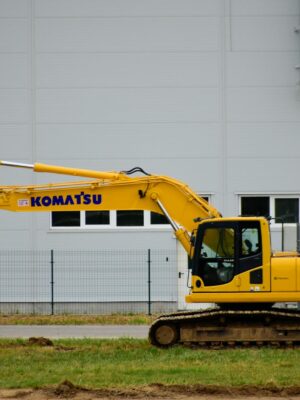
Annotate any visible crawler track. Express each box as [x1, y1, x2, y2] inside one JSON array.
[[149, 308, 300, 348]]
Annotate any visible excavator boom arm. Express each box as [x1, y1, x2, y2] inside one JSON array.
[[0, 161, 221, 253]]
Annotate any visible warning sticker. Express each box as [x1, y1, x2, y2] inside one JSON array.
[[18, 199, 29, 207]]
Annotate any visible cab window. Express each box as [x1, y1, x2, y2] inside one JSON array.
[[198, 225, 235, 286], [240, 224, 261, 257], [195, 221, 263, 287]]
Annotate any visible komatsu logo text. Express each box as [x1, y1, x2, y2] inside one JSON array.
[[29, 192, 102, 207]]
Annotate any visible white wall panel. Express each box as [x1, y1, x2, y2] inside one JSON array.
[[0, 90, 28, 123], [0, 230, 32, 249], [0, 19, 28, 52], [0, 168, 33, 186], [228, 159, 300, 192], [231, 17, 299, 51], [35, 229, 175, 250], [36, 17, 219, 52], [36, 88, 219, 123], [0, 0, 28, 17], [35, 0, 221, 17], [0, 54, 28, 88], [227, 88, 300, 122], [0, 126, 31, 159], [36, 123, 222, 159], [36, 53, 219, 88], [227, 52, 300, 87], [231, 0, 300, 16], [227, 123, 300, 158], [0, 212, 32, 229]]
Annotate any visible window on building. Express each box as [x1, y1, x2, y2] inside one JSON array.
[[150, 212, 169, 225], [275, 198, 299, 223], [240, 196, 300, 224], [241, 196, 270, 217], [51, 210, 171, 229], [86, 211, 110, 225], [116, 210, 144, 226], [52, 211, 81, 227], [51, 194, 211, 229]]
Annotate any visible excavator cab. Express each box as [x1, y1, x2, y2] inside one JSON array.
[[191, 219, 264, 291]]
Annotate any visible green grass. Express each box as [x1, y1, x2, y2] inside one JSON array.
[[0, 338, 300, 389], [0, 313, 154, 325]]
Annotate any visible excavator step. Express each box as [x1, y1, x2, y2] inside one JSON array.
[[149, 308, 300, 348]]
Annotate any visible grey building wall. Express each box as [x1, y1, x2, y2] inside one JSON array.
[[0, 0, 299, 251]]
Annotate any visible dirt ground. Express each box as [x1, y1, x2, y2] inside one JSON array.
[[1, 382, 300, 400]]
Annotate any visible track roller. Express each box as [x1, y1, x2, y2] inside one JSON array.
[[149, 322, 179, 347]]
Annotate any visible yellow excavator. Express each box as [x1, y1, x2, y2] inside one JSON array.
[[1, 160, 300, 347]]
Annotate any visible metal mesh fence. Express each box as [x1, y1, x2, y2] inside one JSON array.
[[0, 249, 178, 315]]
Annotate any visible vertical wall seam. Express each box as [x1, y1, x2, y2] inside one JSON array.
[[29, 0, 37, 249], [219, 0, 229, 214], [30, 0, 36, 164]]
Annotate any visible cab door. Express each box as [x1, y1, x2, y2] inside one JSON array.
[[195, 221, 239, 290], [237, 221, 265, 292], [193, 220, 267, 293]]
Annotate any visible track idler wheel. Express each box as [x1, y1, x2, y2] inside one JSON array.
[[151, 322, 179, 347]]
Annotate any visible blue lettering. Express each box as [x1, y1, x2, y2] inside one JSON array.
[[42, 196, 51, 207], [65, 195, 74, 205], [30, 192, 102, 208], [92, 194, 102, 205], [31, 197, 41, 207], [74, 194, 81, 204], [83, 194, 91, 205], [52, 195, 64, 206]]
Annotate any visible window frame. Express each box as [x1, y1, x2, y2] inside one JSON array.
[[272, 197, 299, 224], [50, 194, 212, 230], [238, 194, 300, 225], [50, 210, 173, 230]]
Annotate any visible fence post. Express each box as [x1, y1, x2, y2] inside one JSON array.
[[147, 249, 151, 315], [50, 249, 54, 315], [281, 221, 284, 252]]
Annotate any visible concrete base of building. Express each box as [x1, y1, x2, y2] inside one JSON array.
[[0, 301, 177, 315]]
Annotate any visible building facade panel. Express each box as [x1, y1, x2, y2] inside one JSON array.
[[0, 126, 32, 160], [231, 0, 300, 16], [35, 0, 222, 17], [231, 16, 299, 51], [227, 158, 300, 193], [227, 123, 300, 158], [227, 52, 300, 87], [36, 123, 222, 160], [0, 0, 29, 17], [0, 213, 32, 230], [35, 229, 175, 250], [36, 88, 220, 124], [0, 19, 28, 52], [35, 17, 220, 53], [36, 53, 219, 88], [0, 54, 28, 88], [0, 89, 29, 123], [0, 231, 33, 249], [227, 87, 300, 122]]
